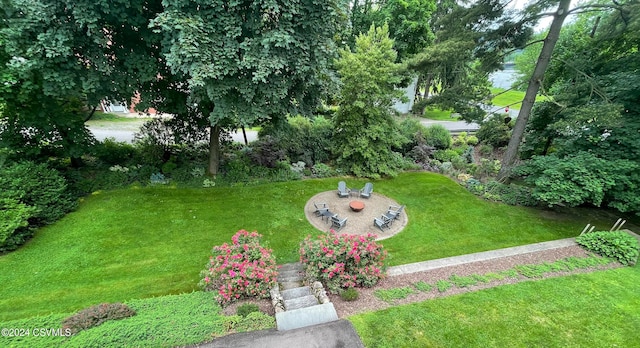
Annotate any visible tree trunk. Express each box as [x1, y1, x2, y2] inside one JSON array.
[[208, 124, 220, 177], [542, 136, 553, 156], [423, 73, 432, 99], [497, 0, 571, 181], [242, 125, 248, 145]]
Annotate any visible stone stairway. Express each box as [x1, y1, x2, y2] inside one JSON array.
[[271, 262, 338, 331]]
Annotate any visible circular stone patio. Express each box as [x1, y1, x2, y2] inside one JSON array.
[[304, 191, 408, 240]]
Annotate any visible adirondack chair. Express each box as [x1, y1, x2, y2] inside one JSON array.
[[313, 202, 328, 216], [386, 205, 405, 221], [337, 181, 350, 198], [331, 216, 348, 231], [359, 182, 373, 199], [373, 215, 392, 232]]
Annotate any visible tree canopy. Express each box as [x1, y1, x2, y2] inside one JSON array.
[[0, 0, 165, 161], [407, 0, 533, 119], [151, 0, 343, 175]]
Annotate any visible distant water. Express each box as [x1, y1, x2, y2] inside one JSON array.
[[489, 68, 519, 90]]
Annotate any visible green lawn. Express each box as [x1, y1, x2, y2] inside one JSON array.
[[423, 107, 457, 120], [0, 173, 610, 321], [490, 88, 547, 109], [350, 266, 640, 347]]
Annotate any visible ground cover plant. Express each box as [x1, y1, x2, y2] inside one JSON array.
[[576, 231, 639, 266], [350, 266, 640, 347], [0, 291, 274, 348], [0, 173, 609, 321]]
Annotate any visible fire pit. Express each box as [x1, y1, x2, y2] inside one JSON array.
[[349, 201, 365, 212]]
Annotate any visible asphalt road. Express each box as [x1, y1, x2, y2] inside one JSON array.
[[88, 119, 481, 144], [88, 124, 258, 144]]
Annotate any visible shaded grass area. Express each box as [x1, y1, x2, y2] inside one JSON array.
[[0, 173, 609, 321], [350, 266, 640, 347]]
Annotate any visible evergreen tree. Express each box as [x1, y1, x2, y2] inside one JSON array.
[[333, 24, 406, 178]]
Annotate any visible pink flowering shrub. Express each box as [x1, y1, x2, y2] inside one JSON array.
[[299, 231, 387, 294], [199, 230, 277, 305]]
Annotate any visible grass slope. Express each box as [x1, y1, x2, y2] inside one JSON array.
[[0, 292, 227, 348], [0, 173, 608, 320], [350, 266, 640, 347]]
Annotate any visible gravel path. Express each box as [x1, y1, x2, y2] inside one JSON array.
[[304, 190, 408, 240]]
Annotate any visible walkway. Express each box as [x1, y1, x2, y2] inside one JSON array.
[[388, 238, 577, 276]]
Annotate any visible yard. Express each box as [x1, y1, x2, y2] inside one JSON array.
[[0, 172, 604, 321], [0, 172, 633, 347]]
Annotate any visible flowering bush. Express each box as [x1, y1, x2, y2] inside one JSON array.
[[299, 231, 387, 294], [199, 230, 277, 305]]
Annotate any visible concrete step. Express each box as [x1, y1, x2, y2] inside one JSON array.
[[278, 262, 304, 272], [275, 303, 339, 331], [277, 274, 304, 283], [278, 269, 303, 279], [281, 286, 312, 301], [279, 281, 304, 291], [284, 295, 319, 311]]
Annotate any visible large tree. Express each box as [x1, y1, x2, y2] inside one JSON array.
[[332, 24, 406, 178], [497, 0, 571, 179], [0, 0, 165, 162], [497, 0, 637, 179], [510, 2, 640, 214], [407, 0, 533, 119], [151, 0, 343, 176]]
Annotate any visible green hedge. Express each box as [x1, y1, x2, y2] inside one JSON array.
[[0, 161, 77, 252]]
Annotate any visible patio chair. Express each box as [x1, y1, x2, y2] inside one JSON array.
[[337, 181, 350, 198], [359, 182, 373, 199], [386, 205, 405, 221], [331, 216, 348, 231], [373, 216, 391, 232], [313, 202, 328, 216]]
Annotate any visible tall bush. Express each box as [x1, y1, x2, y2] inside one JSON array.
[[397, 118, 428, 154], [199, 230, 277, 305], [259, 115, 333, 166], [0, 198, 38, 252], [0, 161, 77, 251], [515, 152, 635, 209], [477, 114, 511, 148], [423, 124, 452, 149], [299, 231, 387, 294]]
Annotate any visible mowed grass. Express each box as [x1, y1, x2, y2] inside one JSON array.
[[423, 107, 456, 120], [0, 173, 607, 321], [490, 87, 548, 109], [350, 266, 640, 347]]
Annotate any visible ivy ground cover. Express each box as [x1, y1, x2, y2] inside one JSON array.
[[0, 173, 607, 320]]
